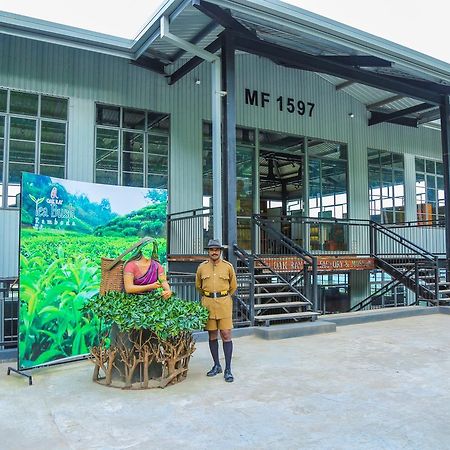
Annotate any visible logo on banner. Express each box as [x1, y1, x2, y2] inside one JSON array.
[[29, 186, 76, 229]]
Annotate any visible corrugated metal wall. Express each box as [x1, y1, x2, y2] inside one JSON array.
[[0, 35, 444, 277]]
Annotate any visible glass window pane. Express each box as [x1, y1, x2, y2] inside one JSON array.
[[147, 113, 170, 133], [123, 151, 144, 172], [148, 134, 169, 156], [426, 160, 435, 173], [415, 158, 425, 172], [96, 128, 119, 150], [41, 96, 68, 120], [96, 149, 118, 171], [40, 165, 64, 178], [147, 174, 167, 190], [148, 155, 168, 175], [9, 118, 36, 164], [96, 170, 118, 185], [0, 89, 6, 112], [10, 91, 38, 115], [96, 105, 120, 126], [96, 128, 118, 174], [40, 143, 65, 166], [123, 171, 143, 187], [41, 121, 66, 144], [123, 131, 144, 152], [436, 162, 444, 176], [123, 109, 145, 130], [9, 162, 34, 183], [7, 183, 21, 207]]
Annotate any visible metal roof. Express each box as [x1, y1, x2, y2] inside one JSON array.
[[1, 0, 450, 129]]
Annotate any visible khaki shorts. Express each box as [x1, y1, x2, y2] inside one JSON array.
[[205, 317, 233, 331]]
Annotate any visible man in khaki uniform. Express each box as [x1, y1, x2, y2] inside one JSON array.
[[196, 239, 237, 382]]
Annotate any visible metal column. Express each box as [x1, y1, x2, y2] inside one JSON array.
[[221, 34, 237, 266], [440, 95, 450, 278]]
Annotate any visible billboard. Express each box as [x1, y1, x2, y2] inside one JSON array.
[[18, 173, 167, 369]]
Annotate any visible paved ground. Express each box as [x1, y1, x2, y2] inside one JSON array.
[[2, 314, 450, 450]]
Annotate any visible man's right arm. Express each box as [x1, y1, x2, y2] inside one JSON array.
[[195, 267, 202, 293]]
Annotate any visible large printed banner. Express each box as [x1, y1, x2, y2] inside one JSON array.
[[19, 173, 167, 369]]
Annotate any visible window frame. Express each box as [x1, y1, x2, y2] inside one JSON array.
[[94, 103, 170, 190], [0, 88, 68, 209]]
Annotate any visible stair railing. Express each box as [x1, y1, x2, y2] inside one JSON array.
[[252, 214, 318, 311], [370, 220, 439, 303]]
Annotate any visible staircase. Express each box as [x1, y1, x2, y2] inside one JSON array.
[[379, 257, 450, 304], [234, 218, 320, 326]]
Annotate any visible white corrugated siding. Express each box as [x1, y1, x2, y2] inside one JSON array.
[[0, 35, 445, 276], [0, 209, 19, 278]]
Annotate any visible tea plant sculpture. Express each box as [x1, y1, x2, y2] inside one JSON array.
[[83, 290, 208, 389]]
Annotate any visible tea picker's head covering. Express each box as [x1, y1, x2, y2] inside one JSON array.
[[205, 239, 224, 249]]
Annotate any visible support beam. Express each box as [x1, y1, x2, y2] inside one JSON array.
[[168, 36, 222, 85], [369, 103, 434, 126], [440, 95, 450, 278], [234, 34, 442, 104], [130, 55, 166, 75], [418, 108, 441, 125], [171, 20, 218, 62], [193, 0, 251, 35], [323, 55, 392, 67], [368, 112, 418, 127], [366, 95, 404, 110], [336, 80, 355, 91]]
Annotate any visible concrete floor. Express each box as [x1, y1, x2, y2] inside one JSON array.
[[2, 314, 450, 450]]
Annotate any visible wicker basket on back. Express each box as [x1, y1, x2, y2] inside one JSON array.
[[99, 237, 151, 295]]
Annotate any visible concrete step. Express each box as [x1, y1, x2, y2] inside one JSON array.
[[254, 311, 320, 322], [254, 301, 310, 309]]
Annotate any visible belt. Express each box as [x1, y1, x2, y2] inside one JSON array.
[[203, 290, 229, 298]]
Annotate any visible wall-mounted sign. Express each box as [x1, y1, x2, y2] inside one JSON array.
[[258, 256, 375, 273], [244, 88, 316, 117]]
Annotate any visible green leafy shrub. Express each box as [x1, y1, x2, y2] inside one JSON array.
[[82, 290, 209, 341]]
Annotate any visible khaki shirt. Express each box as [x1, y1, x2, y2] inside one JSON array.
[[195, 259, 237, 319]]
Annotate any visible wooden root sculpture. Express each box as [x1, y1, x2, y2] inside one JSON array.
[[90, 329, 196, 389]]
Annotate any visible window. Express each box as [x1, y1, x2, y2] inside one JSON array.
[[95, 105, 169, 189], [415, 158, 444, 224], [0, 88, 68, 208], [368, 149, 405, 224], [202, 122, 255, 248]]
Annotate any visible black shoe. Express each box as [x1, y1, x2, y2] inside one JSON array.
[[224, 368, 234, 383], [206, 364, 222, 377]]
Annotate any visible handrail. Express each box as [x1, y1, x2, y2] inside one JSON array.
[[370, 220, 436, 262], [252, 214, 317, 309], [348, 267, 415, 312], [253, 214, 315, 261], [168, 207, 210, 219]]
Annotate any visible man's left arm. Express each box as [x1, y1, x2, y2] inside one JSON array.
[[229, 265, 238, 296]]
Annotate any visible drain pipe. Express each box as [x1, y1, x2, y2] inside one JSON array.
[[160, 16, 223, 243]]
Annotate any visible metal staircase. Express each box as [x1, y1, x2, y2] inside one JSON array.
[[233, 216, 320, 326]]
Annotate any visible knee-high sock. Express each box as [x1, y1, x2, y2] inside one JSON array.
[[209, 339, 219, 366], [223, 340, 233, 371]]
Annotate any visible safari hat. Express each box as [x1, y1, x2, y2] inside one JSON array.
[[205, 238, 224, 249]]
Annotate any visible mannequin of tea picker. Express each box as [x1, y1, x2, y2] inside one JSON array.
[[123, 241, 172, 299]]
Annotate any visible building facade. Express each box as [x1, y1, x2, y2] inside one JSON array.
[[1, 0, 450, 332]]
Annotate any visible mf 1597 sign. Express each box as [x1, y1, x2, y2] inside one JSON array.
[[244, 88, 315, 117]]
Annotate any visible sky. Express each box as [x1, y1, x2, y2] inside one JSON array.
[[0, 0, 449, 63]]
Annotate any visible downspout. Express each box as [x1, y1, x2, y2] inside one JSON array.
[[160, 16, 223, 243]]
